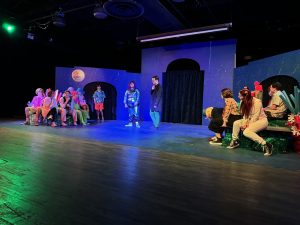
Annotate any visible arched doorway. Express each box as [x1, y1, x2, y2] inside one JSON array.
[[162, 58, 204, 125], [261, 75, 299, 107], [83, 82, 117, 120]]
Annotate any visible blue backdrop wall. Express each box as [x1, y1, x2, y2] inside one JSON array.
[[56, 39, 237, 124], [141, 39, 236, 125], [233, 49, 300, 99]]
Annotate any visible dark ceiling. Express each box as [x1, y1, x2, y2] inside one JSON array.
[[1, 0, 300, 66]]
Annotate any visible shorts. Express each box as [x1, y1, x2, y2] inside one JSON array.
[[95, 103, 104, 111]]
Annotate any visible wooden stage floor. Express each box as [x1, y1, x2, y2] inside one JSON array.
[[0, 120, 300, 225]]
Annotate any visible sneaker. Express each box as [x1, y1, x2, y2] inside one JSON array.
[[209, 138, 222, 145], [23, 121, 30, 125], [61, 122, 67, 126], [263, 142, 273, 156], [125, 123, 133, 127], [227, 139, 239, 149], [135, 122, 140, 128], [208, 136, 218, 142], [51, 122, 57, 127]]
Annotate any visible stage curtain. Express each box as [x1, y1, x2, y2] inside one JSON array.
[[162, 70, 204, 125]]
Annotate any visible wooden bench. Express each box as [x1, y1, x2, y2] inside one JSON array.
[[266, 126, 291, 132]]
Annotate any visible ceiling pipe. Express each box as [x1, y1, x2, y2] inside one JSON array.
[[136, 22, 232, 42]]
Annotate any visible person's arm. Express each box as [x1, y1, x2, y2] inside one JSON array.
[[28, 96, 36, 107], [103, 91, 106, 99], [70, 98, 74, 110], [50, 98, 57, 109], [222, 99, 232, 126], [93, 92, 97, 104], [59, 97, 66, 108], [135, 89, 140, 105], [265, 94, 280, 110], [124, 91, 128, 107], [154, 86, 162, 109], [249, 99, 262, 123]]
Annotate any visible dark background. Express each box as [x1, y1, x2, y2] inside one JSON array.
[[1, 0, 300, 117]]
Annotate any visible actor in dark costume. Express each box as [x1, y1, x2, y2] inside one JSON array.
[[150, 75, 162, 128]]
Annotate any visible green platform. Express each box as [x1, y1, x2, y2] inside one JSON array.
[[222, 119, 292, 154]]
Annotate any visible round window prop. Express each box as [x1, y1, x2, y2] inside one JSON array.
[[72, 69, 85, 82]]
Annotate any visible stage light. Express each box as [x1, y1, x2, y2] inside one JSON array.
[[27, 32, 35, 40], [137, 23, 232, 43], [2, 22, 16, 34], [94, 4, 108, 19], [53, 8, 66, 27], [26, 26, 35, 40]]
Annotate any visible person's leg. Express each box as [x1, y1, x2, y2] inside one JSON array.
[[125, 108, 134, 126], [208, 118, 224, 143], [96, 110, 100, 120], [243, 118, 272, 156], [49, 108, 57, 127], [243, 119, 268, 144], [76, 110, 85, 125], [51, 108, 57, 121], [227, 119, 243, 149], [134, 106, 140, 127], [59, 108, 67, 126], [100, 110, 104, 121], [81, 110, 89, 124], [72, 109, 78, 125], [154, 111, 160, 128], [232, 119, 243, 140], [24, 107, 31, 124], [33, 108, 41, 126], [149, 110, 156, 126]]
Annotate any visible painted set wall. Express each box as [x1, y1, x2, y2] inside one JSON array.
[[56, 39, 237, 124], [233, 49, 300, 98], [141, 39, 237, 125], [55, 67, 142, 121]]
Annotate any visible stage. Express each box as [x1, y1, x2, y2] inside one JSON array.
[[1, 120, 300, 224]]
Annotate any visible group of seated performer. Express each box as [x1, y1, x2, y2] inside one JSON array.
[[206, 81, 288, 157], [24, 87, 90, 127]]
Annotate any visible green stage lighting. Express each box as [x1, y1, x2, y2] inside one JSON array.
[[2, 22, 16, 34]]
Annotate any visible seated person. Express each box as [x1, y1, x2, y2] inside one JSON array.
[[264, 82, 287, 118], [24, 88, 44, 126], [41, 89, 58, 127], [77, 88, 90, 125], [227, 88, 273, 156], [59, 90, 78, 126], [207, 88, 241, 145]]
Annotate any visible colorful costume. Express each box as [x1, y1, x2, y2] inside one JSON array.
[[124, 88, 140, 125], [93, 90, 106, 111]]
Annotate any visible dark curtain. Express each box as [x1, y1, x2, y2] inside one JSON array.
[[83, 82, 117, 120], [162, 70, 204, 125]]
